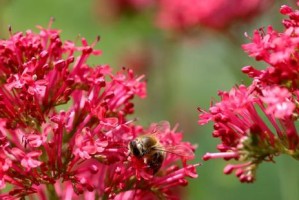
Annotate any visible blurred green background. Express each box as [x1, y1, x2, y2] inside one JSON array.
[[1, 0, 299, 199]]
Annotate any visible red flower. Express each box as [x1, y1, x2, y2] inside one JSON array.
[[242, 4, 299, 89], [0, 21, 198, 199], [199, 83, 299, 182], [198, 1, 299, 183], [261, 86, 295, 119]]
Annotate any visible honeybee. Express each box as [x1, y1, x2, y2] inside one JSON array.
[[128, 133, 194, 174], [129, 134, 165, 174]]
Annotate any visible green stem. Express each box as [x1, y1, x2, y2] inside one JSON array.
[[46, 183, 59, 199]]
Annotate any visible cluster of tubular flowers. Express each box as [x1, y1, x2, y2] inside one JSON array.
[[0, 22, 198, 199], [198, 3, 299, 183]]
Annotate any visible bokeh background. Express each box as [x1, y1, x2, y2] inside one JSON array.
[[1, 0, 299, 199]]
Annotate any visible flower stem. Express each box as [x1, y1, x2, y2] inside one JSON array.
[[46, 183, 59, 199]]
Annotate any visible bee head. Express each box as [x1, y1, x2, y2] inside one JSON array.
[[129, 140, 143, 157]]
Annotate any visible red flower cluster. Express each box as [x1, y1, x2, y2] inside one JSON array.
[[198, 3, 299, 183], [0, 21, 198, 199], [95, 0, 274, 33], [156, 0, 274, 32]]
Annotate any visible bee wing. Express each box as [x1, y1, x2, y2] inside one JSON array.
[[160, 145, 195, 160], [149, 121, 171, 135]]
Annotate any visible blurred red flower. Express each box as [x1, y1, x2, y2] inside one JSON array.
[[93, 0, 154, 22], [156, 0, 274, 32]]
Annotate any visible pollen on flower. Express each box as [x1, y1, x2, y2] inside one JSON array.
[[0, 22, 199, 199]]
